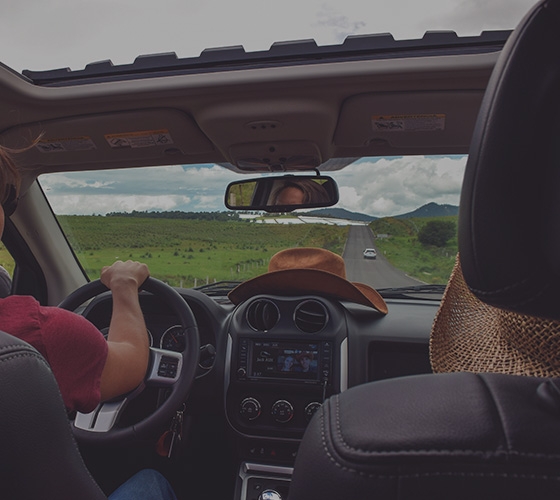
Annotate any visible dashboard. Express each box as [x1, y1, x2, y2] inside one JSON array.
[[80, 288, 437, 461]]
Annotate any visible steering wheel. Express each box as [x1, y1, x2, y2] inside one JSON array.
[[58, 277, 200, 446]]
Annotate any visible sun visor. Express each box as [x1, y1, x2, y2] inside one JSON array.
[[333, 91, 484, 151], [0, 109, 215, 172]]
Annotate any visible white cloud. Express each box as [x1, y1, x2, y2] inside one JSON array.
[[330, 156, 466, 217], [40, 164, 240, 214], [42, 175, 115, 191], [47, 194, 191, 215], [424, 0, 539, 34]]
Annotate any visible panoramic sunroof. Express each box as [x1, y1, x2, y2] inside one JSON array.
[[22, 31, 511, 87]]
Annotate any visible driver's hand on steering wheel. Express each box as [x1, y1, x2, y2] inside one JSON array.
[[100, 260, 150, 291]]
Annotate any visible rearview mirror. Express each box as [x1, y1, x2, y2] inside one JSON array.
[[225, 175, 339, 213]]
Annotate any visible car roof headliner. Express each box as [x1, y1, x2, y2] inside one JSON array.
[[0, 31, 510, 177]]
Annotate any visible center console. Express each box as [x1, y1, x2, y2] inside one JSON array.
[[225, 295, 348, 500], [231, 337, 336, 434]]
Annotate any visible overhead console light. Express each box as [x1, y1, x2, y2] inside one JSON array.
[[236, 155, 321, 172], [216, 157, 359, 175], [228, 141, 322, 172]]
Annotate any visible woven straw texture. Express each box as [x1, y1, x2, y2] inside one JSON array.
[[430, 255, 560, 377]]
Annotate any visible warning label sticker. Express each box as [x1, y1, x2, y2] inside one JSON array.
[[105, 129, 174, 149], [372, 114, 445, 132], [35, 137, 97, 153]]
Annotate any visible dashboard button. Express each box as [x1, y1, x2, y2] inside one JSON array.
[[305, 401, 322, 421], [240, 397, 261, 421], [271, 400, 294, 423]]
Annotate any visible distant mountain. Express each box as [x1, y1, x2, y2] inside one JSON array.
[[302, 203, 457, 222], [395, 202, 459, 219], [304, 207, 376, 222]]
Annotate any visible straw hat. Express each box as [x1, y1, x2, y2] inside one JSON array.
[[228, 247, 388, 314], [430, 254, 560, 377]]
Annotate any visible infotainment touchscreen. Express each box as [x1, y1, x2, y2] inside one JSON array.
[[249, 340, 320, 381]]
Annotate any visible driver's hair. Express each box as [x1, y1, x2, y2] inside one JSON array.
[[269, 179, 330, 205], [0, 144, 20, 205]]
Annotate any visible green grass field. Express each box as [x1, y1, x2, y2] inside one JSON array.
[[1, 214, 457, 288], [58, 216, 349, 287], [0, 244, 14, 276]]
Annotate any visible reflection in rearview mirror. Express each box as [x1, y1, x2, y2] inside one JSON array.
[[227, 181, 258, 208], [225, 175, 339, 213]]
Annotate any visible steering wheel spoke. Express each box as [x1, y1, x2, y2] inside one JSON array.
[[146, 347, 183, 386], [74, 399, 129, 433]]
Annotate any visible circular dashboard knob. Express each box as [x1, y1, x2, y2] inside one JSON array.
[[304, 401, 322, 422], [240, 397, 261, 421], [258, 489, 283, 500], [270, 400, 294, 423]]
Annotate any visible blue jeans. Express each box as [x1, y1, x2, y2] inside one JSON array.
[[108, 469, 177, 500]]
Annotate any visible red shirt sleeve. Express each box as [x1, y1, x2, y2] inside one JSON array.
[[0, 296, 108, 413]]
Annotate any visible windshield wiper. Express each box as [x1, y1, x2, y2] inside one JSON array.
[[193, 280, 243, 296], [377, 284, 447, 299]]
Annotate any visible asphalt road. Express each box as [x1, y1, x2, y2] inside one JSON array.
[[343, 225, 422, 289]]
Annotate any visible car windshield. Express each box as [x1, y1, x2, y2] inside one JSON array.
[[39, 154, 464, 297]]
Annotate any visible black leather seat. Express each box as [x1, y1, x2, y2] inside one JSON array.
[[0, 330, 107, 499], [290, 372, 560, 499], [289, 0, 560, 498]]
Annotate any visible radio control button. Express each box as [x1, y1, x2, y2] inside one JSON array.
[[240, 397, 261, 421], [271, 400, 294, 423]]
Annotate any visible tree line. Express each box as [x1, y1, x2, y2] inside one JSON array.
[[106, 210, 240, 221]]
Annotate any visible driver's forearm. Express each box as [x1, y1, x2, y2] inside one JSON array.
[[107, 280, 148, 349], [100, 281, 150, 400]]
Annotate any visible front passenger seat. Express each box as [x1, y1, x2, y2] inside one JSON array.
[[288, 0, 560, 498]]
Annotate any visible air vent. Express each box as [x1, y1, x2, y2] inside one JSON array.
[[294, 300, 328, 333], [246, 299, 280, 332]]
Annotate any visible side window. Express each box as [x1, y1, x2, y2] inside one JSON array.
[[0, 241, 14, 297]]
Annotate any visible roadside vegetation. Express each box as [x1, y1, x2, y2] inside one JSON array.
[[417, 220, 456, 248], [370, 216, 458, 284], [0, 243, 14, 276]]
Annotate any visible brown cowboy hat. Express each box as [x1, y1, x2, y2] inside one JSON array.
[[228, 247, 388, 314], [430, 254, 560, 377]]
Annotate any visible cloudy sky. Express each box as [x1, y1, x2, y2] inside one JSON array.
[[40, 156, 467, 218], [4, 0, 539, 217], [2, 0, 538, 73]]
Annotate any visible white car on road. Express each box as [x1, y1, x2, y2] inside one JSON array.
[[363, 248, 377, 259]]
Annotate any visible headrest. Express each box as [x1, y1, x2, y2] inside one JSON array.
[[459, 0, 560, 320]]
